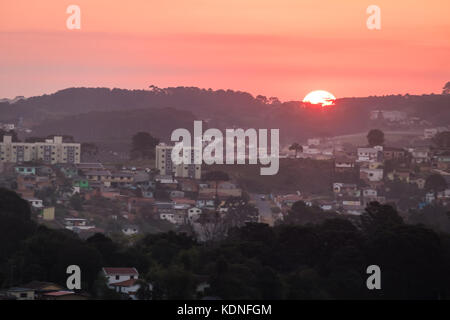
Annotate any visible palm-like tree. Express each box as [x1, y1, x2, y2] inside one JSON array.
[[289, 143, 303, 158]]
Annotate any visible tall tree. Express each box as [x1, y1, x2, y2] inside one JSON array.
[[289, 143, 303, 158], [0, 188, 35, 264], [361, 202, 403, 234], [443, 81, 450, 95], [130, 132, 160, 160], [367, 129, 385, 147]]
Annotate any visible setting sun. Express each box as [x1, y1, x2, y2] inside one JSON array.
[[303, 90, 336, 106]]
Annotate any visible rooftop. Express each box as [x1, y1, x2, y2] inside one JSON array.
[[103, 267, 139, 276], [43, 291, 75, 297]]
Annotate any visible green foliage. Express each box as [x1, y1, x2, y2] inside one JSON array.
[[93, 274, 124, 300], [364, 224, 446, 299], [148, 264, 195, 299], [407, 204, 450, 234], [284, 201, 339, 225], [1, 186, 450, 299], [361, 202, 404, 234], [136, 279, 153, 300], [367, 129, 385, 146], [289, 143, 303, 157], [70, 193, 84, 210], [443, 81, 450, 95], [385, 180, 421, 211], [130, 132, 159, 160], [0, 188, 35, 264], [34, 187, 57, 206]]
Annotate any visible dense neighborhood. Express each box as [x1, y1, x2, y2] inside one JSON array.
[[1, 115, 450, 299]]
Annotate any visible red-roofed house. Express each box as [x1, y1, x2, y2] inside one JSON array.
[[102, 267, 139, 284], [42, 290, 88, 300], [102, 267, 144, 300]]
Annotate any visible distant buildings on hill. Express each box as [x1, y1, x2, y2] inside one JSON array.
[[155, 143, 201, 179], [0, 135, 80, 164]]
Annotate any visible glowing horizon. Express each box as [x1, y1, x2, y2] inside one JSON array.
[[0, 0, 449, 100]]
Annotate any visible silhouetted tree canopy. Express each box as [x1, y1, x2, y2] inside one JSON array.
[[1, 187, 450, 299], [130, 132, 160, 159], [289, 143, 303, 157], [443, 81, 450, 95], [367, 129, 385, 147]]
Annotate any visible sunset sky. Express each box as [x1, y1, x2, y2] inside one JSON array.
[[1, 0, 449, 100]]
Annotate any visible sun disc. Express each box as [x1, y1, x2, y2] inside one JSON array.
[[303, 90, 336, 106]]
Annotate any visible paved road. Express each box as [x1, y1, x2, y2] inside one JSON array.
[[250, 193, 274, 226]]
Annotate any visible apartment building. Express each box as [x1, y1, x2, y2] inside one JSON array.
[[357, 147, 383, 162], [0, 136, 81, 164], [155, 143, 201, 179]]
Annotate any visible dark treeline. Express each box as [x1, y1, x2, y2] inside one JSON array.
[[2, 87, 450, 145], [1, 187, 450, 299]]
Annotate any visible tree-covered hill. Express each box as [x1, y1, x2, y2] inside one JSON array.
[[1, 86, 449, 146]]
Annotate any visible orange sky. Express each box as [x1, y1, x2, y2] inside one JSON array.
[[0, 0, 449, 100]]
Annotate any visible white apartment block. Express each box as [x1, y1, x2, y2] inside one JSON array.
[[0, 135, 81, 164], [357, 147, 382, 162], [155, 143, 201, 179]]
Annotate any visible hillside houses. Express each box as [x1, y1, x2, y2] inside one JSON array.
[[1, 281, 88, 300], [2, 125, 450, 241], [0, 151, 246, 237], [357, 147, 383, 162], [102, 267, 147, 300]]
